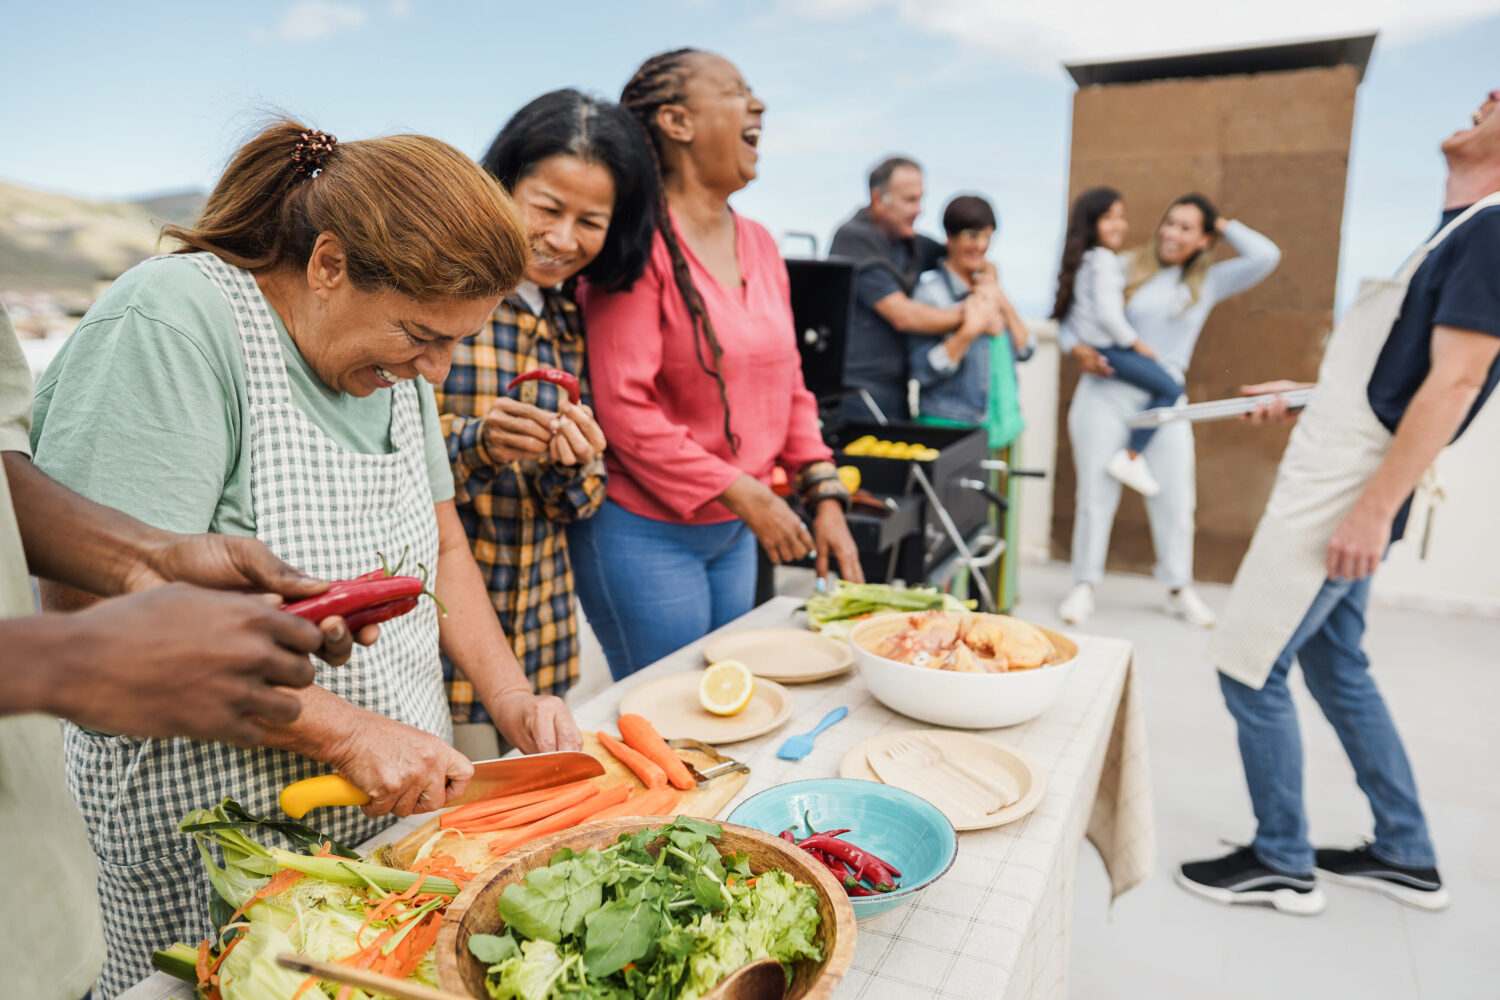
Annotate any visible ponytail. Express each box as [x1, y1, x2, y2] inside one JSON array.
[[164, 116, 528, 301]]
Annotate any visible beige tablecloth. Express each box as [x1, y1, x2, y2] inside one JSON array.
[[123, 596, 1151, 1000]]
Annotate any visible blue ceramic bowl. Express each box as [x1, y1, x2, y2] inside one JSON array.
[[727, 777, 958, 920]]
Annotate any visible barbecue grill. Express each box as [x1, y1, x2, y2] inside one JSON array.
[[751, 256, 1008, 609]]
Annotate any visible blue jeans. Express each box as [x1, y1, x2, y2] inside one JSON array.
[[568, 500, 758, 680], [1219, 575, 1435, 874], [1097, 346, 1183, 454]]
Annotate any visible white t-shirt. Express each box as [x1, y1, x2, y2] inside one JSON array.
[[1059, 247, 1138, 351]]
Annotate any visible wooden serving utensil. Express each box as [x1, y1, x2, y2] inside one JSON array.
[[700, 957, 788, 1000], [276, 953, 475, 1000]]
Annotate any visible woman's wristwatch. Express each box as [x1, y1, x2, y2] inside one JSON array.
[[794, 461, 851, 512]]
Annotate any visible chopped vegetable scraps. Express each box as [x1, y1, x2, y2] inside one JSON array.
[[155, 799, 477, 1000]]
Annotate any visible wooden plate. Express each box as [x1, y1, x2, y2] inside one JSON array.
[[435, 818, 856, 1000], [703, 627, 854, 683], [618, 672, 793, 743], [838, 729, 1045, 831]]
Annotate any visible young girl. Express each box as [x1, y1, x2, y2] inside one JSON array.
[[1052, 186, 1184, 497]]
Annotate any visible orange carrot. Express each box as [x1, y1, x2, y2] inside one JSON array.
[[596, 730, 668, 789], [487, 782, 633, 857], [440, 780, 595, 828], [590, 787, 681, 821], [617, 714, 696, 791], [450, 782, 598, 833]]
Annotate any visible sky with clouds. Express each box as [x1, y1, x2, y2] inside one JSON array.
[[3, 0, 1497, 315]]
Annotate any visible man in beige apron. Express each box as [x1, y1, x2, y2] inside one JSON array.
[[1178, 91, 1500, 916]]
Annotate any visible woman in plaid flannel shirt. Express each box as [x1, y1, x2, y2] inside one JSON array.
[[436, 90, 657, 757]]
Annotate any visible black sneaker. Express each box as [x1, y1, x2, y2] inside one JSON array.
[[1176, 845, 1326, 915], [1315, 844, 1450, 911]]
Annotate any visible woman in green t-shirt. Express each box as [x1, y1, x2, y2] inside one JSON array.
[[29, 118, 582, 996]]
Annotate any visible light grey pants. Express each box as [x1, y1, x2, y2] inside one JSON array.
[[1067, 374, 1197, 589]]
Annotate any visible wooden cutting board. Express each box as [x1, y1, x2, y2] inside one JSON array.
[[380, 732, 748, 870]]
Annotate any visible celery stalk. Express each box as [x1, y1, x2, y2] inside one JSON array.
[[268, 848, 460, 896]]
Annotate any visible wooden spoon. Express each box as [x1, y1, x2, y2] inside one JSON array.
[[700, 957, 788, 1000], [276, 953, 475, 1000]]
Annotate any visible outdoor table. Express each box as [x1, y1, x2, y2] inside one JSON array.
[[121, 595, 1152, 1000]]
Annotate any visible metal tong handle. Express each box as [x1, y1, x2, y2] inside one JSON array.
[[667, 738, 751, 786]]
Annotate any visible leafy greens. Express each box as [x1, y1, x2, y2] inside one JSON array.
[[470, 817, 823, 1000]]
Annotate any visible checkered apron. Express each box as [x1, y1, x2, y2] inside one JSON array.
[[1212, 192, 1500, 689], [65, 252, 450, 997]]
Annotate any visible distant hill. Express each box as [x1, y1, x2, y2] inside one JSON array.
[[0, 181, 204, 299]]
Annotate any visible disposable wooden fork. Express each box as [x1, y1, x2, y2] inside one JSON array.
[[883, 736, 1016, 814]]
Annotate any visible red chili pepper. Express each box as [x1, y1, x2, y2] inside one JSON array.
[[801, 844, 859, 888], [846, 885, 877, 897], [342, 597, 419, 632], [779, 830, 797, 843], [797, 828, 849, 843], [283, 576, 424, 623], [506, 368, 580, 405], [798, 834, 901, 887]]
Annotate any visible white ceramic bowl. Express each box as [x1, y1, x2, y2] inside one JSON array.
[[848, 612, 1078, 729]]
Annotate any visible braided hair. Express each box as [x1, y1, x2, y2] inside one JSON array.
[[620, 48, 740, 453]]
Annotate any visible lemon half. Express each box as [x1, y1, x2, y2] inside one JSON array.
[[699, 660, 755, 716]]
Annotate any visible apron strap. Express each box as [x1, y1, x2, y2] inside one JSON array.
[[1394, 190, 1500, 284]]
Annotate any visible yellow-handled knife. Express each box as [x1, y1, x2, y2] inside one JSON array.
[[278, 751, 605, 819]]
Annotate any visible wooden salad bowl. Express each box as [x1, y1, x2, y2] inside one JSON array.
[[435, 816, 856, 1000]]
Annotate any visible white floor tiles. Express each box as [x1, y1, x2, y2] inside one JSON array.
[[572, 562, 1499, 999]]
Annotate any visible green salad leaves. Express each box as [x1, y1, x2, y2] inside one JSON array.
[[469, 817, 822, 1000]]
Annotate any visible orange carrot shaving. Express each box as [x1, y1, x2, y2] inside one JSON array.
[[596, 730, 668, 789], [409, 852, 476, 886], [224, 866, 305, 925], [196, 940, 213, 988], [617, 714, 697, 790]]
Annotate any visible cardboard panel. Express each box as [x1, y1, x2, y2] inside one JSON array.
[[1219, 151, 1349, 312], [1219, 67, 1359, 155], [1054, 66, 1358, 584], [1071, 79, 1223, 160]]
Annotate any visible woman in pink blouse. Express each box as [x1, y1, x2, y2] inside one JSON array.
[[573, 47, 863, 679]]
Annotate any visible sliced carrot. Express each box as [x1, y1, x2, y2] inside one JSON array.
[[596, 730, 669, 789], [440, 780, 596, 828], [617, 714, 697, 791], [487, 782, 633, 857], [590, 787, 681, 822], [459, 782, 597, 830]]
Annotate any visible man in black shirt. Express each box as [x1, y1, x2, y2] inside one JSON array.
[[1180, 90, 1500, 916], [830, 156, 995, 422]]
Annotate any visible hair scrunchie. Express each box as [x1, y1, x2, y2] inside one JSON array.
[[291, 130, 338, 177]]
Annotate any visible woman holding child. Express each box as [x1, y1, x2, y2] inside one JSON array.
[[1056, 190, 1280, 628]]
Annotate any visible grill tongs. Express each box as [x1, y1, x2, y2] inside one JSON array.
[[667, 738, 752, 788]]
